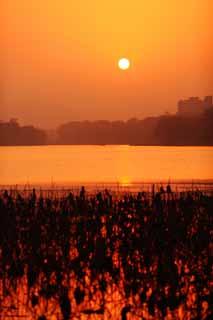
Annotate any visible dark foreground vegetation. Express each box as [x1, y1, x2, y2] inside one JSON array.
[[0, 187, 211, 319], [1, 107, 213, 146]]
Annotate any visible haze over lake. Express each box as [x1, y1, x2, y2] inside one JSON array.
[[0, 145, 212, 185]]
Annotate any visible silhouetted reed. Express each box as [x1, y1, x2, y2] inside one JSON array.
[[0, 187, 211, 319]]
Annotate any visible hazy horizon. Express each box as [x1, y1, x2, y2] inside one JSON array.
[[2, 109, 175, 130], [1, 1, 213, 128]]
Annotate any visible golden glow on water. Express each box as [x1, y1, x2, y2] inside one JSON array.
[[119, 176, 132, 186], [0, 145, 212, 185]]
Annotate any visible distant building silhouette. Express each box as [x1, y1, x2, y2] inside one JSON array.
[[177, 96, 213, 117]]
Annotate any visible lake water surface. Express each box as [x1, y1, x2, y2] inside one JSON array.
[[0, 145, 212, 185]]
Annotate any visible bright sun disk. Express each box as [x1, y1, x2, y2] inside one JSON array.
[[118, 58, 130, 70]]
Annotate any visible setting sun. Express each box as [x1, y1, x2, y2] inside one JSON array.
[[0, 1, 212, 318], [118, 58, 130, 70]]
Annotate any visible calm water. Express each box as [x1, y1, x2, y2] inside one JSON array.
[[0, 145, 213, 185]]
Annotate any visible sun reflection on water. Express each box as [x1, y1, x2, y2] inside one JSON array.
[[119, 177, 132, 187]]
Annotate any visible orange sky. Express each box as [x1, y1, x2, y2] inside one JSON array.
[[1, 0, 213, 128]]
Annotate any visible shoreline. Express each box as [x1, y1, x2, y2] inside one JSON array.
[[1, 180, 213, 194]]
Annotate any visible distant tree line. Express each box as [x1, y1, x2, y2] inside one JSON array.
[[56, 108, 213, 146], [0, 119, 46, 146], [155, 108, 213, 145], [56, 118, 158, 145], [1, 108, 213, 146]]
